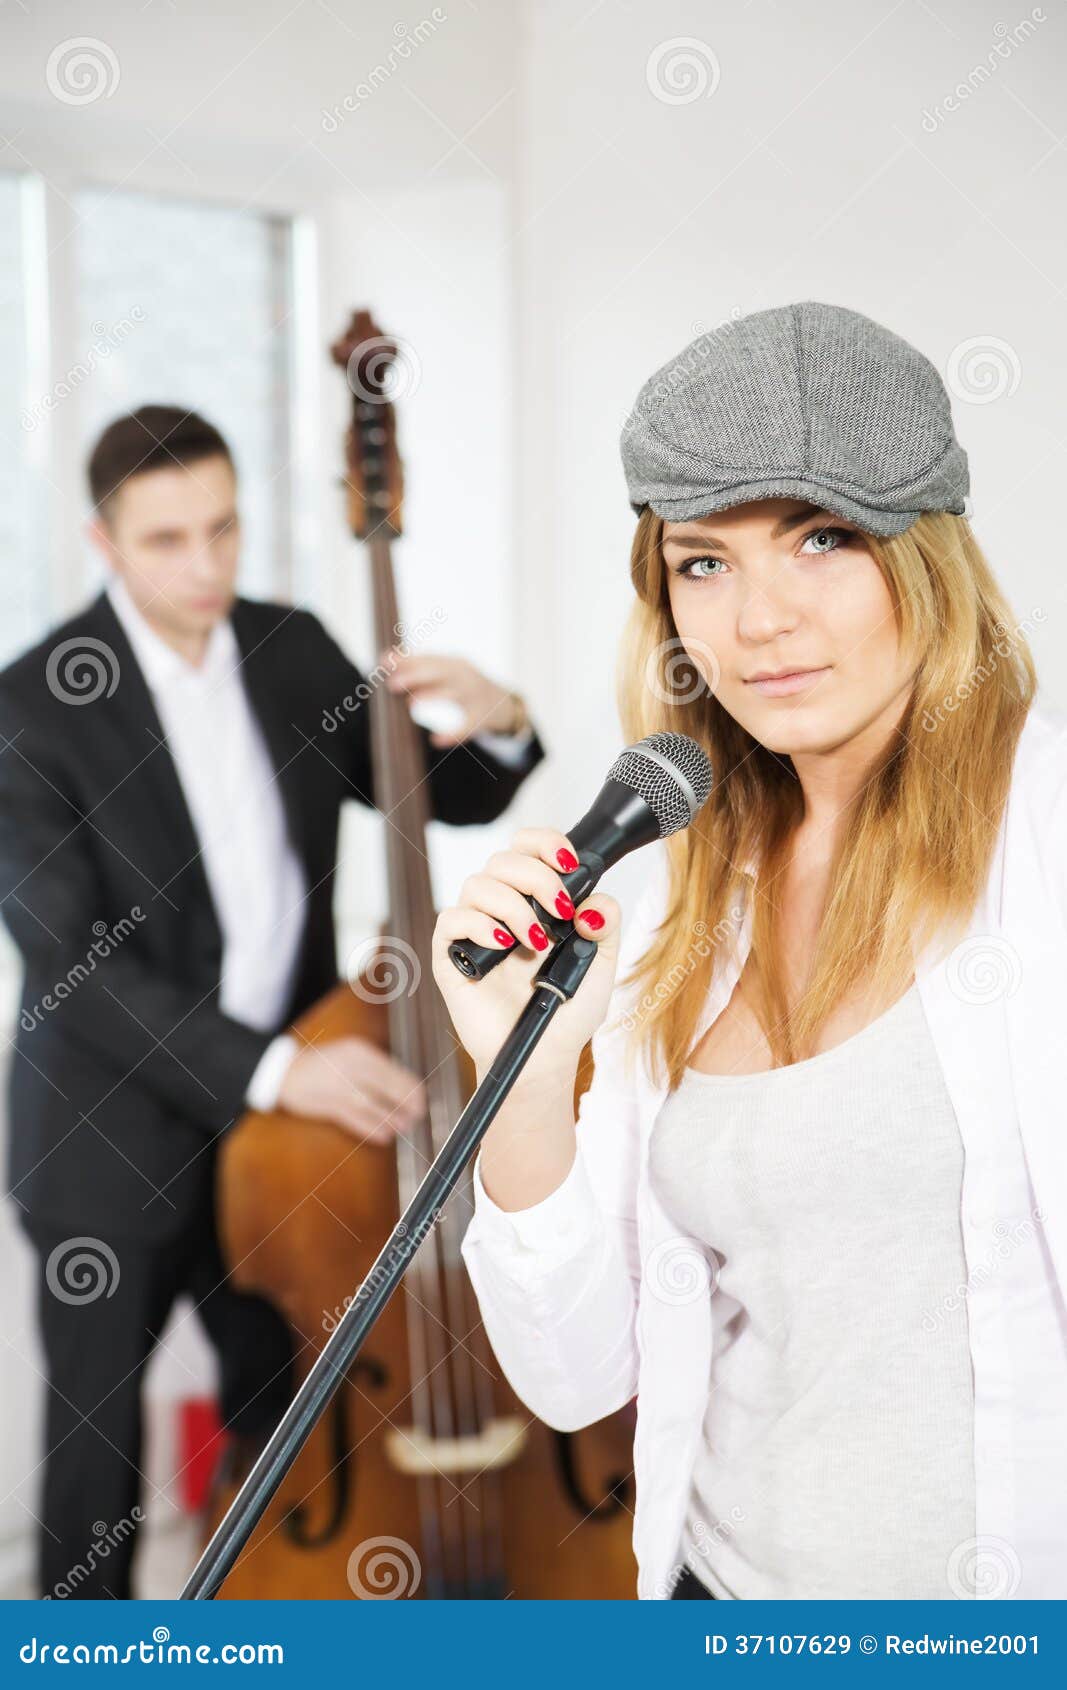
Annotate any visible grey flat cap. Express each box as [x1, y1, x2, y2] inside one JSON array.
[[620, 300, 969, 537]]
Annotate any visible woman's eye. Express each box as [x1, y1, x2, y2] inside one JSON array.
[[679, 555, 725, 580], [673, 527, 854, 580], [800, 526, 851, 556]]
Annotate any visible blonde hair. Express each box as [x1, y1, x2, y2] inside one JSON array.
[[618, 506, 1036, 1086]]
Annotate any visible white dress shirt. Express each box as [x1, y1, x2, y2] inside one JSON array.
[[107, 578, 535, 1112], [461, 692, 1067, 1599]]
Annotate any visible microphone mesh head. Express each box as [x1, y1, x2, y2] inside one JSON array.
[[607, 732, 713, 837]]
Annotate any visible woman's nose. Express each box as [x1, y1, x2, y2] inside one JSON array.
[[736, 579, 802, 643]]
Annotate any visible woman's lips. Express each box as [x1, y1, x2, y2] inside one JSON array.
[[745, 666, 831, 697]]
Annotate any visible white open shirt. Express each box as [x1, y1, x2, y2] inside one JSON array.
[[461, 693, 1067, 1600], [107, 577, 534, 1109]]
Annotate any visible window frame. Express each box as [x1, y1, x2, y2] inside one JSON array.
[[0, 163, 318, 626]]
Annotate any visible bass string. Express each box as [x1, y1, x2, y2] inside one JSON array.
[[389, 637, 507, 1587], [369, 532, 497, 1591], [370, 576, 462, 1574]]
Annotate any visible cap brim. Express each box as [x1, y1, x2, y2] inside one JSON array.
[[635, 479, 921, 538]]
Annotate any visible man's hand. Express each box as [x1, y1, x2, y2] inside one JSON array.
[[276, 1036, 426, 1143], [378, 650, 526, 747]]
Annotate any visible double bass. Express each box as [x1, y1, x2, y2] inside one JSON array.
[[202, 310, 636, 1599]]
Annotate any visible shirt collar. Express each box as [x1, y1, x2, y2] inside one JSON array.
[[106, 576, 240, 692]]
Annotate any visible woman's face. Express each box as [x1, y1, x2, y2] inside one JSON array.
[[662, 496, 917, 755]]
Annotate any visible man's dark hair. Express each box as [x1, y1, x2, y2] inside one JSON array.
[[87, 404, 233, 513]]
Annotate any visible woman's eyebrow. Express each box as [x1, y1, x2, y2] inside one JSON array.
[[664, 509, 834, 549]]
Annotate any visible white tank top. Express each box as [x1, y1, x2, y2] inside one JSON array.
[[649, 981, 978, 1599]]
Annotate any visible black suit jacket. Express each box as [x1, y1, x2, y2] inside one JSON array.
[[0, 592, 543, 1244]]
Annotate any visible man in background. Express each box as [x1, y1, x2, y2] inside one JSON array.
[[0, 405, 543, 1599]]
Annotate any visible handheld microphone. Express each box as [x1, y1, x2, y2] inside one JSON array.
[[447, 731, 714, 981]]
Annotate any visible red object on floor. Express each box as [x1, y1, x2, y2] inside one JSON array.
[[178, 1397, 224, 1513]]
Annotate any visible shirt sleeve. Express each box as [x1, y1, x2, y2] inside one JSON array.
[[245, 1033, 299, 1112], [468, 1135, 601, 1266], [470, 726, 537, 768], [459, 867, 667, 1432]]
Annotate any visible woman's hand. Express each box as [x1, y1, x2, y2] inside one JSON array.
[[432, 827, 622, 1093]]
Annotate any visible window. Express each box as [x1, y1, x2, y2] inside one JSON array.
[[0, 175, 45, 669], [0, 174, 302, 651], [75, 188, 297, 600]]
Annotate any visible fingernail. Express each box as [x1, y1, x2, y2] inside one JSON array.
[[579, 908, 604, 931], [557, 848, 579, 872], [528, 923, 549, 951], [492, 927, 515, 947], [555, 890, 575, 919]]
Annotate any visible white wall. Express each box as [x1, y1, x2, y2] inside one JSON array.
[[315, 175, 528, 941]]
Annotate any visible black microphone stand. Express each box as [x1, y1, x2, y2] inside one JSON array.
[[180, 929, 599, 1599]]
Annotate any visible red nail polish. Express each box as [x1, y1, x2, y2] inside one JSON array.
[[492, 928, 515, 947], [555, 890, 575, 919], [579, 908, 604, 931], [557, 848, 579, 872], [529, 923, 549, 951]]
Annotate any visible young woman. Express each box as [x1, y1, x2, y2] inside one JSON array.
[[431, 303, 1067, 1601]]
